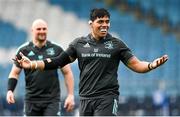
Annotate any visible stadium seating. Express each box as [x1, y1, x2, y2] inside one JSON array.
[[0, 0, 180, 116]]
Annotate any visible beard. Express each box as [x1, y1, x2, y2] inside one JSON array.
[[37, 35, 46, 41]]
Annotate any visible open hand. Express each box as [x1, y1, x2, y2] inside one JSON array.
[[151, 54, 168, 69], [13, 52, 31, 69]]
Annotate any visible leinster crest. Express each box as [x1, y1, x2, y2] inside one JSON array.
[[46, 48, 55, 55], [104, 41, 113, 49]]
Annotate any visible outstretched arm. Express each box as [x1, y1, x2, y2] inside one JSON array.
[[127, 54, 168, 73], [16, 52, 73, 70]]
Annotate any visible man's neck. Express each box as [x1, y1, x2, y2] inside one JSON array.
[[33, 39, 46, 48], [91, 33, 101, 41], [91, 33, 105, 41]]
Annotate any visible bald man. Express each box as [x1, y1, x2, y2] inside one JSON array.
[[6, 19, 75, 116]]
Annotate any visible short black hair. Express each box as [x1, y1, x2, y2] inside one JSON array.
[[90, 8, 110, 21]]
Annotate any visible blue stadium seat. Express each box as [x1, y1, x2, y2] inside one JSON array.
[[0, 21, 27, 48]]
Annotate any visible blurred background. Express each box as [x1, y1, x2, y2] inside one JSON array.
[[0, 0, 180, 116]]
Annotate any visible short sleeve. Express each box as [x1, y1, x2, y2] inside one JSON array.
[[13, 50, 23, 68], [66, 38, 79, 59], [119, 40, 134, 65]]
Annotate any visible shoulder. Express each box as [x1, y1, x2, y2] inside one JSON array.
[[47, 41, 63, 49], [73, 36, 87, 42], [15, 42, 31, 54], [17, 41, 30, 49], [108, 34, 130, 48], [70, 36, 87, 46], [112, 35, 128, 45]]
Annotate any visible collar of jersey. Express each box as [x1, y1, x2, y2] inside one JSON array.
[[30, 41, 47, 50], [87, 33, 112, 43]]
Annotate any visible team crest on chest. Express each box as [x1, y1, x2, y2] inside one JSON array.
[[46, 48, 55, 55], [104, 41, 114, 49]]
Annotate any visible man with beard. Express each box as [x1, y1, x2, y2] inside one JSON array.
[[6, 19, 75, 116]]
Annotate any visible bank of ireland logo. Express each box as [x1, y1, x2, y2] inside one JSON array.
[[46, 48, 55, 55], [104, 41, 113, 49]]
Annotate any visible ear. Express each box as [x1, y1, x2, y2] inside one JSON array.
[[108, 23, 110, 27], [88, 20, 92, 25]]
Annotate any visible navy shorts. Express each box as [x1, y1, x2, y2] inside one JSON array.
[[79, 95, 119, 116], [24, 101, 61, 116]]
